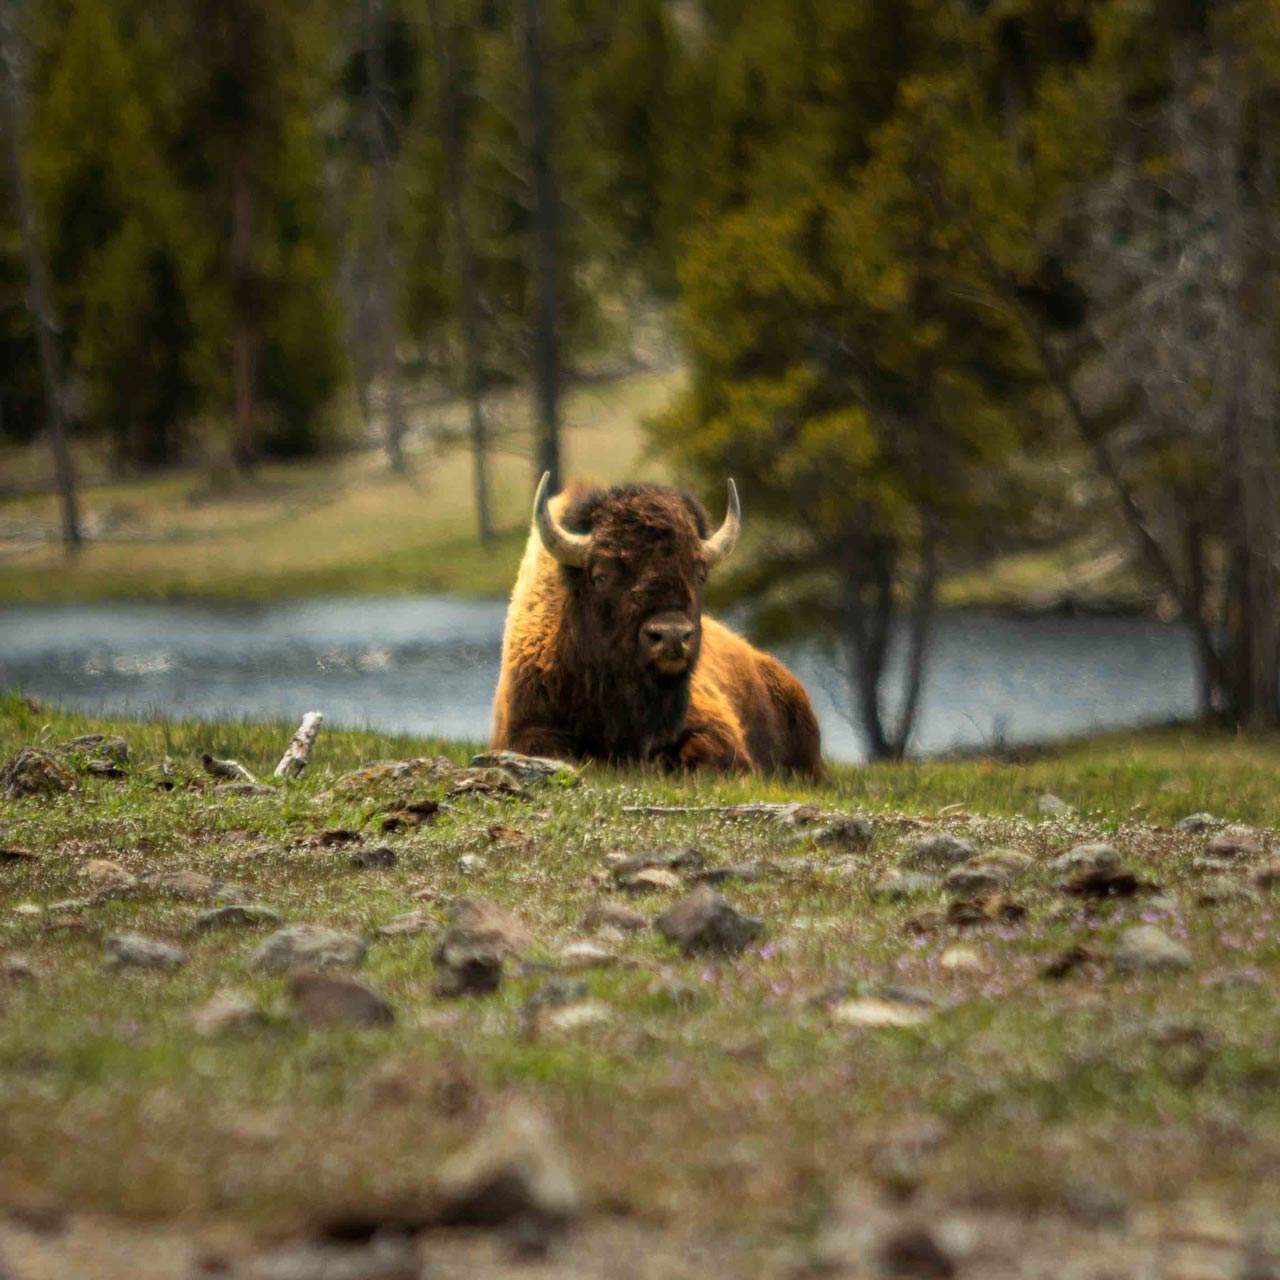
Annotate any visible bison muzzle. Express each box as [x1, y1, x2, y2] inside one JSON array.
[[490, 474, 823, 777]]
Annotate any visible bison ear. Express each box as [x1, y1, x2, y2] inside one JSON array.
[[533, 471, 591, 566], [701, 479, 741, 568]]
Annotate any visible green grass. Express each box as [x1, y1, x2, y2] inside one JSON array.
[[0, 369, 681, 602], [3, 694, 1280, 1255]]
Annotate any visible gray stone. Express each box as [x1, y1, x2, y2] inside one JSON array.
[[436, 1101, 581, 1228], [191, 990, 268, 1037], [288, 972, 394, 1029], [582, 901, 647, 933], [374, 911, 438, 938], [196, 904, 282, 930], [149, 870, 251, 901], [972, 848, 1034, 877], [654, 886, 764, 954], [104, 933, 188, 972], [1208, 826, 1265, 859], [1196, 877, 1258, 906], [942, 865, 1006, 897], [214, 782, 278, 798], [899, 833, 977, 871], [1175, 812, 1218, 834], [1114, 925, 1192, 976], [250, 926, 366, 973], [349, 845, 398, 869], [870, 874, 941, 902], [1048, 842, 1121, 875], [468, 749, 579, 786], [809, 816, 875, 851], [1037, 792, 1073, 816]]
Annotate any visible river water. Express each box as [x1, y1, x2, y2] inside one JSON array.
[[0, 596, 1197, 762]]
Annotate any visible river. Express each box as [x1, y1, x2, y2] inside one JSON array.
[[1, 597, 1196, 762]]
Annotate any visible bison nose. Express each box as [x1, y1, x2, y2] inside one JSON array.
[[643, 620, 694, 649]]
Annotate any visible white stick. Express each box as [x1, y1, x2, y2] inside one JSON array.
[[274, 711, 323, 779]]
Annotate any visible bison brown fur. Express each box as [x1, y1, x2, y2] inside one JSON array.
[[490, 476, 823, 777]]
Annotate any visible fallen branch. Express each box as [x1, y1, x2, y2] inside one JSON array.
[[274, 711, 323, 779]]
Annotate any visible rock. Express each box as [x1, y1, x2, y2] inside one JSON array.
[[250, 926, 367, 973], [1176, 812, 1218, 834], [1037, 792, 1073, 816], [899, 834, 977, 871], [150, 870, 251, 901], [315, 829, 362, 847], [201, 753, 256, 782], [1208, 826, 1264, 859], [433, 939, 503, 997], [544, 1000, 612, 1034], [1197, 876, 1258, 906], [468, 750, 579, 786], [191, 990, 268, 1037], [214, 782, 277, 798], [870, 874, 941, 902], [582, 901, 647, 933], [196, 904, 282, 930], [1048, 842, 1121, 874], [435, 1101, 581, 1228], [1041, 944, 1104, 980], [78, 859, 137, 892], [687, 862, 767, 885], [1254, 859, 1280, 889], [555, 940, 614, 970], [1114, 925, 1192, 976], [809, 816, 875, 851], [879, 1224, 957, 1278], [374, 911, 437, 938], [349, 845, 398, 870], [431, 897, 529, 996], [104, 933, 188, 972], [655, 886, 764, 954], [969, 848, 1033, 878], [334, 756, 457, 791], [939, 946, 985, 974], [608, 847, 704, 878], [447, 767, 530, 799], [457, 853, 487, 875], [832, 997, 931, 1028], [617, 867, 681, 894], [288, 972, 394, 1029], [0, 953, 36, 983], [1, 748, 77, 799], [1062, 866, 1158, 898], [379, 799, 442, 833], [942, 865, 1006, 897], [444, 896, 533, 958], [59, 734, 130, 766]]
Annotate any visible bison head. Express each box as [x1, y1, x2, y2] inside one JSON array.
[[534, 474, 739, 688]]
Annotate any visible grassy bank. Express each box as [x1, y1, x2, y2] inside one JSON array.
[[2, 697, 1280, 1273], [0, 371, 679, 603]]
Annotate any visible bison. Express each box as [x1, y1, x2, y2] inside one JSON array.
[[490, 473, 823, 777]]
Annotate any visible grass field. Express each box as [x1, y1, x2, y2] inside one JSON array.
[[0, 371, 679, 603], [2, 696, 1280, 1275]]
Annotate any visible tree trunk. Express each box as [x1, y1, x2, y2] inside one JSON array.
[[520, 0, 562, 491], [230, 155, 258, 474], [427, 0, 492, 544], [363, 0, 407, 475], [1, 11, 81, 550], [889, 517, 938, 759], [841, 543, 896, 761]]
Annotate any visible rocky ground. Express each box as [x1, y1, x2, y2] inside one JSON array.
[[2, 696, 1280, 1278]]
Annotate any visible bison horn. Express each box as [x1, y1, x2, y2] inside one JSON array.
[[533, 471, 591, 567], [701, 479, 741, 568]]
